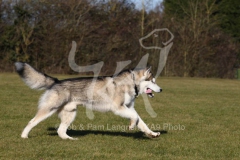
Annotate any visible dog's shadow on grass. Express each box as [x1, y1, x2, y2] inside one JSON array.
[[47, 127, 167, 139]]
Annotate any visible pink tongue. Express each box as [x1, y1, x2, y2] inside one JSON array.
[[146, 89, 152, 94]]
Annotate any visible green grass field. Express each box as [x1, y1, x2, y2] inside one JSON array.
[[0, 73, 240, 159]]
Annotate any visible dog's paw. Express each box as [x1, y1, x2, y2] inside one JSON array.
[[69, 137, 78, 140], [60, 135, 78, 140], [21, 134, 28, 139], [146, 132, 160, 138]]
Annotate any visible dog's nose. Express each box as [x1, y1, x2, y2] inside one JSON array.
[[160, 89, 162, 92]]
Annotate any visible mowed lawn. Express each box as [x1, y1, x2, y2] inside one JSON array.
[[0, 73, 239, 159]]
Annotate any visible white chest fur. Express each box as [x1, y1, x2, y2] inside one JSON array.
[[124, 93, 134, 106]]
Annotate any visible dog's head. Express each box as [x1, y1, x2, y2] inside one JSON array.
[[133, 67, 162, 97], [140, 77, 162, 98]]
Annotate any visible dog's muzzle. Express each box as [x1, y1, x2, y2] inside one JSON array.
[[146, 88, 162, 98]]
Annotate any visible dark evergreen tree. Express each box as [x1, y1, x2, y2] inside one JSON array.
[[217, 0, 240, 41]]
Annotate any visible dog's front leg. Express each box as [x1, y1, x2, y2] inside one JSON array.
[[129, 118, 137, 130], [128, 106, 139, 130], [113, 105, 139, 130], [137, 117, 160, 138], [128, 106, 160, 138]]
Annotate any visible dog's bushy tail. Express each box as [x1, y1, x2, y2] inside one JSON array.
[[14, 62, 59, 90]]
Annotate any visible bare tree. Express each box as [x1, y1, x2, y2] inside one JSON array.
[[166, 0, 219, 77]]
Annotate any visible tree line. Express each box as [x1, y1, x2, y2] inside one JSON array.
[[0, 0, 239, 78]]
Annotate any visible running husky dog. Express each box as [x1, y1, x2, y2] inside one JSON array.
[[15, 62, 162, 139]]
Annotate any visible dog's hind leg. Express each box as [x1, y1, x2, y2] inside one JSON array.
[[57, 102, 77, 140], [21, 108, 57, 138], [21, 90, 69, 138]]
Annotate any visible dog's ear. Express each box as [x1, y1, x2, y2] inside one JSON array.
[[144, 66, 152, 78], [147, 66, 151, 71]]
